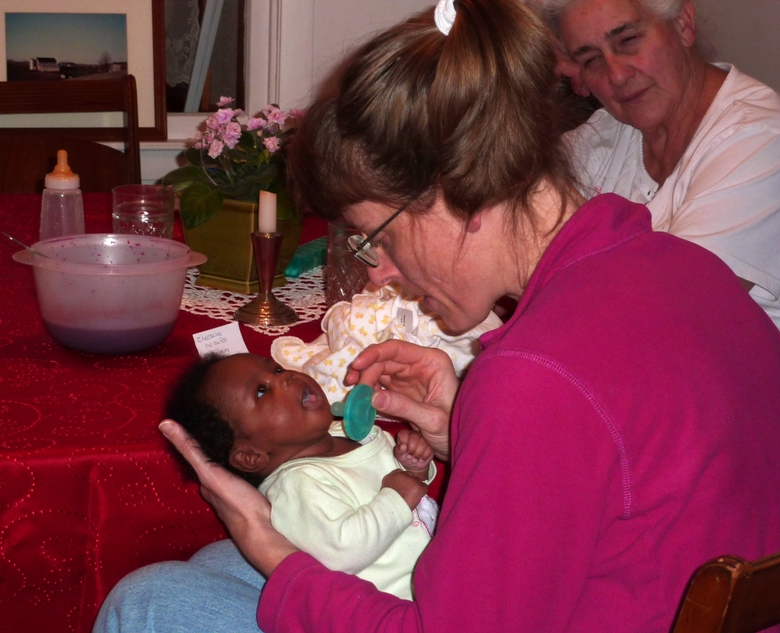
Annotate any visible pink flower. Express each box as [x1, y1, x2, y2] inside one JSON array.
[[215, 108, 235, 125], [208, 139, 224, 159], [246, 117, 266, 131], [223, 121, 242, 148], [263, 136, 281, 153], [217, 96, 234, 107], [288, 108, 305, 120], [263, 105, 286, 126]]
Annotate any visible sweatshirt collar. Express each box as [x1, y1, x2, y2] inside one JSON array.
[[481, 194, 651, 350]]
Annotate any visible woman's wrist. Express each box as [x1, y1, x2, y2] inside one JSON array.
[[240, 530, 300, 578]]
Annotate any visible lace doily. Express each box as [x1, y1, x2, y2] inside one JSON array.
[[181, 267, 329, 336]]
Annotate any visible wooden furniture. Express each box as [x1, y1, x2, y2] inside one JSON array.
[[673, 552, 780, 633], [0, 76, 141, 193]]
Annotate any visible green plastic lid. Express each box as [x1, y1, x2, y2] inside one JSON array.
[[330, 384, 376, 441], [284, 237, 327, 277]]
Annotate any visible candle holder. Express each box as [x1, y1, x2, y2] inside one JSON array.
[[234, 231, 298, 326]]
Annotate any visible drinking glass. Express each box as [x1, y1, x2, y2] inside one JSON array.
[[112, 185, 175, 239]]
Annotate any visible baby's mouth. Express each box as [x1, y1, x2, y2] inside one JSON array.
[[301, 383, 319, 409]]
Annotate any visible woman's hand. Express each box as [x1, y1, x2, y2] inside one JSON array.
[[346, 340, 458, 461], [158, 419, 298, 577], [550, 33, 589, 97]]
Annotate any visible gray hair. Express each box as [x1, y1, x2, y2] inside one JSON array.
[[526, 0, 712, 60], [530, 0, 689, 35]]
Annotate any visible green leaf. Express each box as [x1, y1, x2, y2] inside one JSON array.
[[243, 163, 278, 185], [184, 147, 205, 166], [237, 131, 256, 150], [220, 181, 256, 202], [161, 164, 207, 190], [179, 182, 224, 229], [276, 188, 297, 221]]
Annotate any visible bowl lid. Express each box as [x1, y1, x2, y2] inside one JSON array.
[[12, 234, 206, 275]]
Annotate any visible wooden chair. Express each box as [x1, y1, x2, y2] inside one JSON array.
[[672, 552, 780, 633], [0, 75, 142, 193]]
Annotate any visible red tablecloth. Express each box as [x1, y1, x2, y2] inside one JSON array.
[[0, 194, 327, 633]]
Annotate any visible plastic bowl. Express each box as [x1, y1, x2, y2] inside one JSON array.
[[13, 234, 207, 354]]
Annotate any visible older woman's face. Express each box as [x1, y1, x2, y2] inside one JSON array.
[[559, 0, 697, 132], [342, 200, 502, 335]]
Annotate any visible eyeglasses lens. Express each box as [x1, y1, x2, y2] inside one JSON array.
[[346, 233, 379, 267]]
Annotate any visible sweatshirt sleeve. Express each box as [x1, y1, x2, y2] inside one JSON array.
[[267, 467, 413, 574], [258, 354, 623, 633]]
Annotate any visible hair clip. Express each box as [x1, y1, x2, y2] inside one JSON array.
[[435, 0, 457, 35]]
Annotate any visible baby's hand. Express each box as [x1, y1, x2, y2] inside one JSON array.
[[382, 469, 428, 510], [394, 429, 434, 478]]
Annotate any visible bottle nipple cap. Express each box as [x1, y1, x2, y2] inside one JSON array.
[[45, 150, 80, 190], [330, 384, 376, 441]]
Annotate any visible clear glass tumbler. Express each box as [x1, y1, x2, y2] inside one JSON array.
[[112, 185, 175, 239], [325, 221, 369, 306]]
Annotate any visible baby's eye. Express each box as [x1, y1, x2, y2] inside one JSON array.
[[274, 366, 284, 374], [257, 384, 268, 398]]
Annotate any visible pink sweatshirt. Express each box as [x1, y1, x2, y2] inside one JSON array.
[[258, 194, 780, 633]]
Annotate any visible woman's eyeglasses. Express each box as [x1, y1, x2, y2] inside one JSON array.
[[346, 202, 411, 268]]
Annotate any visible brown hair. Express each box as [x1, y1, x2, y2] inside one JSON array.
[[288, 0, 576, 227]]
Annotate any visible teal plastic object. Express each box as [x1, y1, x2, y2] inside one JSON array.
[[330, 384, 376, 441], [284, 236, 327, 278]]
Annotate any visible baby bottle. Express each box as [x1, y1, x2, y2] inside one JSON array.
[[39, 150, 85, 241]]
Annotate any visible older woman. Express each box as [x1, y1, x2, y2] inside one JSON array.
[[540, 0, 780, 327], [94, 1, 780, 632]]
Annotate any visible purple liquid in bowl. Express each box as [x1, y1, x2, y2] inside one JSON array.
[[43, 321, 177, 354]]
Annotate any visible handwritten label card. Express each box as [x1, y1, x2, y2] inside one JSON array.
[[193, 322, 249, 358]]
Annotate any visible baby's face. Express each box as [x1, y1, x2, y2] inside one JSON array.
[[205, 354, 333, 475]]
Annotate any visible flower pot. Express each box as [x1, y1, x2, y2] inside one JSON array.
[[181, 198, 302, 294]]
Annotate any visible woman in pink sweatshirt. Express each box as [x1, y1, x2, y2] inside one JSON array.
[[94, 0, 780, 632]]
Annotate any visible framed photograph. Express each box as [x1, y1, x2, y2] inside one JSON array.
[[0, 0, 166, 140]]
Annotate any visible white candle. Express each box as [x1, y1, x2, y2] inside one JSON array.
[[258, 191, 277, 233]]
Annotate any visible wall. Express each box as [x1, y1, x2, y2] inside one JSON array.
[[308, 0, 430, 102], [703, 0, 780, 92]]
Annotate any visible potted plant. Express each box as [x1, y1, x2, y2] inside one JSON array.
[[163, 98, 304, 293]]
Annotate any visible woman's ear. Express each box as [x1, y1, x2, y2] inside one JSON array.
[[229, 445, 270, 474], [675, 1, 697, 48], [466, 212, 482, 233]]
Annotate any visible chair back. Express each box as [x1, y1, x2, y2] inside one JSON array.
[[672, 552, 780, 633], [0, 76, 141, 192]]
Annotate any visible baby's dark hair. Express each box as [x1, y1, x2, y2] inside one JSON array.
[[166, 354, 264, 487]]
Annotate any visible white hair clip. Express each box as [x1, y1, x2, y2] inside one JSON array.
[[435, 0, 457, 36]]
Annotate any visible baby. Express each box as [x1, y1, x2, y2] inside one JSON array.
[[167, 352, 437, 600]]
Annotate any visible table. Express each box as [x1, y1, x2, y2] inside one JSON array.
[[0, 194, 329, 633]]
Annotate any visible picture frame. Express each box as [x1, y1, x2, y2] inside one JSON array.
[[0, 0, 166, 141]]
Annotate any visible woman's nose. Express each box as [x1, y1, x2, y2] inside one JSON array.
[[606, 56, 633, 86], [367, 253, 402, 288]]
